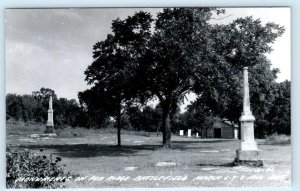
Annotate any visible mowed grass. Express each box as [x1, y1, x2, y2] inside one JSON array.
[[6, 120, 156, 138], [7, 122, 291, 188]]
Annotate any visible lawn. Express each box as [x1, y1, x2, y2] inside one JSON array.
[[6, 124, 291, 188]]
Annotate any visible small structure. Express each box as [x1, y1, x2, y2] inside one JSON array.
[[234, 128, 239, 139], [179, 130, 184, 136], [45, 96, 54, 133], [202, 119, 238, 139], [235, 67, 263, 166], [187, 129, 191, 137]]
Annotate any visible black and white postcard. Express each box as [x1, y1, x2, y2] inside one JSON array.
[[5, 7, 291, 188]]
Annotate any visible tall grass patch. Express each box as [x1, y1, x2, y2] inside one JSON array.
[[265, 133, 291, 144], [6, 119, 46, 135]]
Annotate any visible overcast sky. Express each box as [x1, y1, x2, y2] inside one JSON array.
[[5, 7, 291, 110]]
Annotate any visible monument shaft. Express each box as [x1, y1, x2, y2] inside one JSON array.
[[243, 68, 251, 115], [235, 67, 263, 166], [46, 96, 54, 133], [239, 67, 256, 149]]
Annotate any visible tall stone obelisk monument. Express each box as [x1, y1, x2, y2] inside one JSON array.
[[235, 67, 263, 166], [45, 96, 54, 133]]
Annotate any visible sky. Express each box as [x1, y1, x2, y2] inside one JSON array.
[[5, 8, 291, 111]]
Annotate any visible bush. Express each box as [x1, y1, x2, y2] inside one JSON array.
[[6, 147, 75, 188], [265, 133, 291, 144]]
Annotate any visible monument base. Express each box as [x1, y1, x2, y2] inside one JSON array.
[[45, 126, 54, 134], [235, 149, 263, 167]]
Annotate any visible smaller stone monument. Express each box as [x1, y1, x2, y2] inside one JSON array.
[[196, 132, 199, 138], [234, 129, 238, 139], [45, 96, 54, 133], [179, 130, 184, 136], [235, 67, 263, 166], [187, 129, 191, 137]]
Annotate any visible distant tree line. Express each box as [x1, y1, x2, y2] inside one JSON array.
[[6, 80, 290, 138], [6, 88, 88, 128]]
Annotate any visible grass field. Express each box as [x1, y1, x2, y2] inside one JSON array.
[[6, 122, 291, 188]]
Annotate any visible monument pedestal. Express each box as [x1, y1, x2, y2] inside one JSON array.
[[45, 126, 54, 133], [235, 149, 263, 167], [235, 114, 263, 167]]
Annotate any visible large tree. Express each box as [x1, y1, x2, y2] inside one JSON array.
[[139, 9, 284, 147], [138, 8, 218, 148], [82, 8, 285, 148], [80, 11, 153, 146], [192, 16, 285, 138]]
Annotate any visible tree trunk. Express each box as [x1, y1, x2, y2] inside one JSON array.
[[238, 119, 241, 140], [162, 109, 171, 148], [117, 107, 121, 147]]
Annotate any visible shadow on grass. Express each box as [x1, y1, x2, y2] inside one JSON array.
[[258, 142, 291, 146], [171, 140, 237, 151], [196, 162, 235, 167], [17, 144, 162, 158], [172, 140, 236, 144], [14, 139, 238, 158]]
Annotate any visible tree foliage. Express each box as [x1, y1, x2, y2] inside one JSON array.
[[81, 8, 287, 147], [80, 11, 153, 146], [126, 105, 161, 132], [266, 80, 291, 135], [6, 88, 86, 128]]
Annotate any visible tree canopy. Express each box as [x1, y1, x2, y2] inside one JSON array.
[[79, 11, 153, 146], [81, 8, 287, 148]]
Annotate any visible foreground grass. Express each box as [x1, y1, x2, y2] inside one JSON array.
[[6, 120, 291, 187], [7, 130, 291, 188]]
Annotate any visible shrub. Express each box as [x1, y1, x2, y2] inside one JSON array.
[[265, 133, 291, 144], [55, 127, 86, 138], [6, 147, 75, 188]]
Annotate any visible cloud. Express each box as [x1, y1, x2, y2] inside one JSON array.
[[5, 9, 128, 98]]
